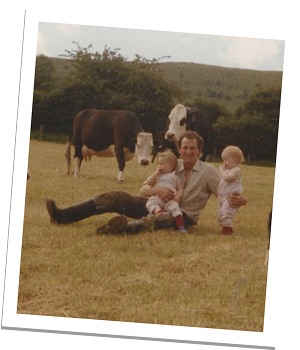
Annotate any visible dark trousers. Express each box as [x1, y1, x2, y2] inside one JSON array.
[[93, 191, 193, 228], [93, 191, 149, 219], [52, 191, 192, 228]]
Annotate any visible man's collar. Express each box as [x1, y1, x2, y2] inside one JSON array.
[[193, 160, 202, 171], [177, 159, 202, 173]]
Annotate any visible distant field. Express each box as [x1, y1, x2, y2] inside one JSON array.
[[18, 140, 274, 331]]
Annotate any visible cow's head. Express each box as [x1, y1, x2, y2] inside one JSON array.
[[165, 104, 188, 142], [135, 132, 153, 166]]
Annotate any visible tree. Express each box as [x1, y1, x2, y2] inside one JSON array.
[[34, 54, 56, 91], [37, 43, 181, 134], [55, 43, 179, 132], [214, 114, 276, 160], [31, 55, 57, 132], [189, 98, 229, 123], [243, 86, 281, 128]]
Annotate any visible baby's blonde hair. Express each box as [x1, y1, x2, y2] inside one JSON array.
[[158, 152, 178, 171], [221, 146, 244, 163]]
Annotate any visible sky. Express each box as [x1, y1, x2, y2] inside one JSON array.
[[37, 22, 285, 72]]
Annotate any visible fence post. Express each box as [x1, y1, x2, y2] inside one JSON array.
[[39, 125, 44, 141]]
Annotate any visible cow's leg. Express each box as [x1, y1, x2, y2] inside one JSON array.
[[117, 171, 124, 182], [74, 158, 82, 178], [151, 145, 158, 163], [114, 144, 125, 182], [74, 144, 83, 178]]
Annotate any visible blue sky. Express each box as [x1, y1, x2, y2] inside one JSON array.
[[37, 22, 285, 72]]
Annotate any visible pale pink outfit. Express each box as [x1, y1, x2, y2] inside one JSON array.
[[146, 171, 182, 218], [217, 167, 242, 227]]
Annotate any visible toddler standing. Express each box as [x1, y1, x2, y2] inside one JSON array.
[[218, 146, 244, 235]]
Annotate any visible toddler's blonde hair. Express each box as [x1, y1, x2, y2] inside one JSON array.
[[158, 152, 178, 171], [221, 146, 244, 163]]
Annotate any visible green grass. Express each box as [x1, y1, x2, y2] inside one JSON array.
[[18, 140, 274, 331]]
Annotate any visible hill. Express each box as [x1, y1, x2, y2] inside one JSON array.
[[51, 57, 283, 114], [158, 62, 283, 113]]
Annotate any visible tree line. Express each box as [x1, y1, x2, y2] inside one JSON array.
[[32, 43, 281, 161]]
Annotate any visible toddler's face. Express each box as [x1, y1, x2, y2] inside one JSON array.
[[222, 154, 239, 169], [157, 158, 174, 174]]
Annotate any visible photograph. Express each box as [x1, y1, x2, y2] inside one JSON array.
[[1, 2, 299, 350]]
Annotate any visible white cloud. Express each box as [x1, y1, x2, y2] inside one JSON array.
[[36, 30, 49, 56], [221, 37, 279, 69], [56, 23, 82, 37]]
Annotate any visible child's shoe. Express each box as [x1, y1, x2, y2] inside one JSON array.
[[179, 226, 187, 233], [156, 210, 170, 221], [220, 226, 233, 235]]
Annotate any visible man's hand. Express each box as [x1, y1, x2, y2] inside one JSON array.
[[173, 195, 180, 202], [155, 186, 175, 203], [229, 193, 247, 208]]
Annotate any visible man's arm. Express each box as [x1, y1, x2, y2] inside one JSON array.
[[140, 184, 175, 203], [174, 176, 183, 202]]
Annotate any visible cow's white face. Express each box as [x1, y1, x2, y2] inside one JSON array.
[[135, 132, 153, 166], [165, 104, 187, 142]]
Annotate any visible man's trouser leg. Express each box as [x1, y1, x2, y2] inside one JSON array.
[[46, 191, 148, 225], [93, 191, 149, 219]]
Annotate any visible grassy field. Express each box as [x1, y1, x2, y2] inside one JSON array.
[[18, 140, 274, 331]]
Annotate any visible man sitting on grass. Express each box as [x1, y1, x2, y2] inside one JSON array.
[[46, 131, 247, 234]]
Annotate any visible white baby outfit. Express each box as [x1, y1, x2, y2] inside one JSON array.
[[146, 171, 182, 218], [217, 168, 242, 227]]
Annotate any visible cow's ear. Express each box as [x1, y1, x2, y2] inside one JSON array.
[[180, 118, 187, 127]]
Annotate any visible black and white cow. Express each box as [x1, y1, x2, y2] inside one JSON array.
[[65, 109, 153, 182], [165, 104, 214, 161], [151, 129, 180, 163]]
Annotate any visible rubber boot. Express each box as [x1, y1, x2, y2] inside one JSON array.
[[96, 215, 153, 235], [46, 199, 98, 224], [124, 218, 153, 234], [96, 215, 128, 234]]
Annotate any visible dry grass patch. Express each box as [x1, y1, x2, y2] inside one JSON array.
[[18, 140, 273, 331]]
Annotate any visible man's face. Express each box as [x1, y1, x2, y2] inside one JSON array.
[[179, 137, 202, 168]]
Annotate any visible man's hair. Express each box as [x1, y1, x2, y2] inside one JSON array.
[[158, 152, 178, 171], [221, 146, 245, 163], [177, 130, 204, 151]]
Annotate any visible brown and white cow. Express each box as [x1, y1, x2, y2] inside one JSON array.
[[65, 109, 153, 182], [165, 104, 214, 161]]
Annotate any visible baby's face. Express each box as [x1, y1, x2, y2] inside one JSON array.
[[222, 154, 239, 169], [157, 158, 174, 174]]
